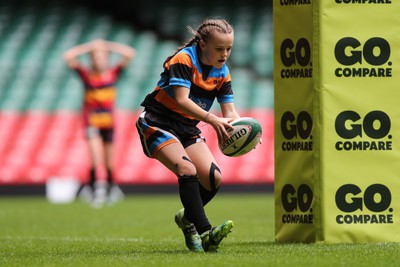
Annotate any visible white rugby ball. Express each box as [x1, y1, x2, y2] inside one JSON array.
[[219, 117, 262, 157]]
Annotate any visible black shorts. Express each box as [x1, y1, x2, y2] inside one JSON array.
[[86, 126, 114, 143], [136, 111, 206, 158]]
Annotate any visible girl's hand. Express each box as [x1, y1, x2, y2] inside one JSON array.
[[205, 113, 235, 143]]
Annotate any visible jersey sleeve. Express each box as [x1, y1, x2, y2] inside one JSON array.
[[217, 72, 234, 104], [112, 64, 125, 77], [167, 52, 193, 89], [73, 66, 90, 84]]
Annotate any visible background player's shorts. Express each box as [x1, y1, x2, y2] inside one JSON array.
[[136, 111, 205, 158], [86, 126, 114, 142]]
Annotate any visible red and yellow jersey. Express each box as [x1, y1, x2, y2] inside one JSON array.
[[141, 45, 234, 126], [74, 65, 123, 128]]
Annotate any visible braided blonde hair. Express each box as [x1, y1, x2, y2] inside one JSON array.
[[163, 18, 234, 67]]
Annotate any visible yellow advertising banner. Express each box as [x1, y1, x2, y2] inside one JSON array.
[[275, 0, 400, 243], [273, 0, 315, 242], [314, 0, 400, 242]]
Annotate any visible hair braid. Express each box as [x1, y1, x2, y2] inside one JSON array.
[[163, 18, 234, 67]]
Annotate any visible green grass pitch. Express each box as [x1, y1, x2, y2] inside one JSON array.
[[1, 193, 399, 266]]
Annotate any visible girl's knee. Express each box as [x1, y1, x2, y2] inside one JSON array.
[[176, 156, 197, 177], [198, 162, 222, 191]]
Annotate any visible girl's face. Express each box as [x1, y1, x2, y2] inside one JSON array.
[[199, 31, 234, 68], [90, 49, 109, 72]]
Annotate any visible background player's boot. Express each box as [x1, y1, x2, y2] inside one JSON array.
[[91, 181, 107, 208]]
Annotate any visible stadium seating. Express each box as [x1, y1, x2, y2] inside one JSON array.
[[0, 0, 274, 185]]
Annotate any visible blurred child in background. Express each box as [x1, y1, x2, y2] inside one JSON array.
[[64, 39, 135, 207]]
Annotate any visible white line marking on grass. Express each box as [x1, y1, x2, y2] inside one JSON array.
[[1, 236, 143, 242]]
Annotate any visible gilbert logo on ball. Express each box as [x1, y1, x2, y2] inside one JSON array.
[[219, 117, 262, 157]]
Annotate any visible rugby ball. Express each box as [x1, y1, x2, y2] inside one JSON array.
[[219, 117, 262, 157]]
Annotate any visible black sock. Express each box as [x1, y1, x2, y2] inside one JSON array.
[[178, 175, 211, 234], [199, 184, 219, 206], [89, 168, 96, 191], [106, 168, 113, 189]]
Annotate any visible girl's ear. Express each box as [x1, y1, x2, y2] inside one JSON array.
[[199, 40, 206, 51]]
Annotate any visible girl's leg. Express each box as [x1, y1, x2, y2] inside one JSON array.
[[186, 142, 222, 206], [104, 141, 113, 188], [157, 142, 211, 234], [87, 134, 108, 205], [186, 141, 234, 252], [86, 134, 105, 188]]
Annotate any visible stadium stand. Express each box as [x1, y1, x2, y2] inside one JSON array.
[[0, 0, 274, 186]]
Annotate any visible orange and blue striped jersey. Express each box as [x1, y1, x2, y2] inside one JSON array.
[[141, 45, 233, 126], [74, 65, 123, 128], [75, 65, 123, 110]]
